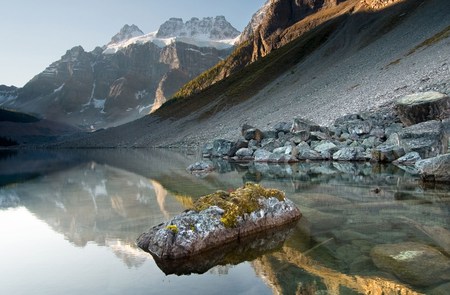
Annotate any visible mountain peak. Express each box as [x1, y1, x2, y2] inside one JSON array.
[[238, 0, 271, 43], [156, 16, 240, 40], [108, 24, 144, 45]]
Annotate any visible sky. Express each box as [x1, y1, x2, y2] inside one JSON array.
[[0, 0, 266, 87]]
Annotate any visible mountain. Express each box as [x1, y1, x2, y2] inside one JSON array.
[[174, 0, 357, 99], [3, 16, 239, 131], [56, 0, 450, 148], [156, 16, 240, 40], [0, 85, 18, 106], [0, 108, 80, 146], [108, 24, 144, 44]]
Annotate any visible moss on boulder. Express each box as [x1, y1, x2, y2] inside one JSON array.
[[193, 182, 285, 227]]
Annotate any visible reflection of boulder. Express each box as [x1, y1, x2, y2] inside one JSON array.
[[151, 222, 297, 275]]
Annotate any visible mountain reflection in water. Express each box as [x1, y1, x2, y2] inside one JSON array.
[[0, 149, 449, 295]]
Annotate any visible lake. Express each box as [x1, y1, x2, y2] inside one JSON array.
[[0, 149, 449, 295]]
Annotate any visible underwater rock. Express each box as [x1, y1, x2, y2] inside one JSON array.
[[137, 183, 301, 260], [370, 242, 450, 286]]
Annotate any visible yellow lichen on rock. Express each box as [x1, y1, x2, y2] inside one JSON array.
[[192, 182, 286, 228], [165, 224, 178, 234]]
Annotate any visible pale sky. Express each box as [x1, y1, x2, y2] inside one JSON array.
[[0, 0, 266, 87]]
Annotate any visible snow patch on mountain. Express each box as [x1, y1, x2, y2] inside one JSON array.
[[104, 16, 240, 54], [156, 16, 240, 40]]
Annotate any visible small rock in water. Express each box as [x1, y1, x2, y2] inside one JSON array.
[[187, 161, 214, 174]]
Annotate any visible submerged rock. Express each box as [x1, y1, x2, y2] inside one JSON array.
[[137, 183, 301, 260], [370, 242, 450, 286]]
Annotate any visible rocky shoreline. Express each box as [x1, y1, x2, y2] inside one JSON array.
[[201, 91, 450, 183]]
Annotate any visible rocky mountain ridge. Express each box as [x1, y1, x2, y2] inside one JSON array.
[[108, 24, 144, 45], [1, 16, 239, 131], [172, 0, 410, 100], [56, 0, 450, 148], [156, 16, 240, 40]]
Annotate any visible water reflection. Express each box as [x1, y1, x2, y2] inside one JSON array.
[[0, 160, 187, 268], [0, 150, 449, 294]]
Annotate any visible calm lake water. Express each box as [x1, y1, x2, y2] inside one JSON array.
[[0, 149, 449, 295]]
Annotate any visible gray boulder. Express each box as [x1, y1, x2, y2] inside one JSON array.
[[291, 130, 310, 142], [370, 242, 450, 286], [346, 120, 372, 136], [396, 120, 448, 158], [371, 144, 406, 163], [297, 142, 322, 160], [415, 153, 450, 183], [269, 145, 298, 162], [254, 149, 273, 162], [309, 131, 329, 141], [290, 117, 320, 133], [229, 139, 249, 156], [274, 122, 291, 133], [384, 123, 403, 138], [137, 183, 301, 260], [362, 136, 382, 148], [333, 147, 361, 161], [393, 151, 421, 165], [211, 139, 234, 157], [314, 141, 338, 154], [262, 130, 277, 139], [260, 138, 280, 152], [235, 148, 254, 158], [394, 91, 450, 126], [243, 128, 263, 142]]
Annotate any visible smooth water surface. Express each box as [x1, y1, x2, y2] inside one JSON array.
[[0, 149, 449, 294]]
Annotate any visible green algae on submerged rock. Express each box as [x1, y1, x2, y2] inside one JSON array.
[[136, 183, 301, 260]]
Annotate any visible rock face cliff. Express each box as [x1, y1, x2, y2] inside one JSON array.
[[3, 17, 238, 130], [174, 0, 408, 99]]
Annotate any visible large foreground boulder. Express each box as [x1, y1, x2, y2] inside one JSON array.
[[415, 153, 450, 183], [394, 91, 449, 126], [137, 183, 301, 260]]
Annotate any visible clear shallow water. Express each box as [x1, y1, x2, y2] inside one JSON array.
[[0, 149, 449, 295]]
